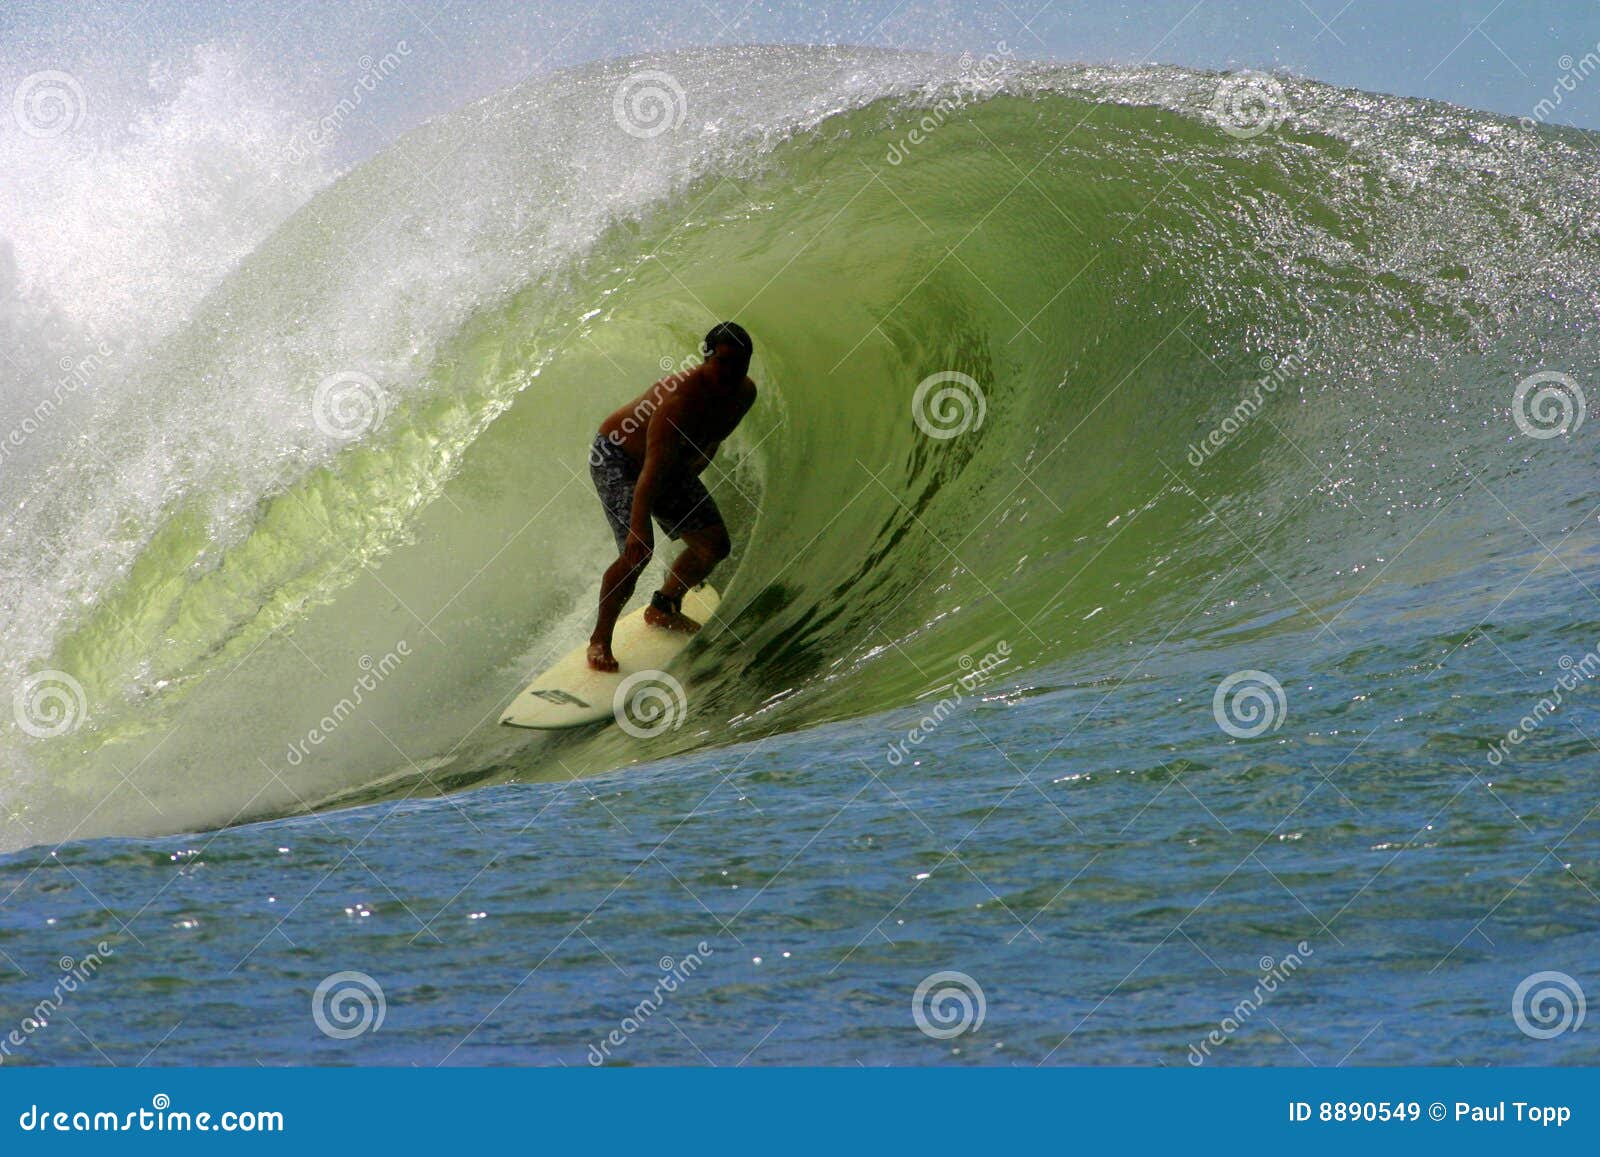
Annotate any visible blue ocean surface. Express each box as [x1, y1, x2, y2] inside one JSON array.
[[4, 619, 1596, 1065]]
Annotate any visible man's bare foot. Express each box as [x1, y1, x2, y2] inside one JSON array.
[[587, 641, 619, 672], [643, 604, 702, 633]]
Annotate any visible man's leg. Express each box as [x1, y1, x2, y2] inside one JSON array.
[[644, 524, 730, 633], [589, 539, 651, 670], [588, 437, 646, 672]]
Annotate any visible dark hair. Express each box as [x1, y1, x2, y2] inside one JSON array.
[[702, 321, 753, 359]]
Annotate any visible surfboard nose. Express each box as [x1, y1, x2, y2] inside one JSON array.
[[500, 585, 720, 730]]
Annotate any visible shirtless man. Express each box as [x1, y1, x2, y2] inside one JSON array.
[[586, 322, 757, 672]]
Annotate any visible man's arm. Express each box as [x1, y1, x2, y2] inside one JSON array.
[[624, 410, 683, 563], [682, 381, 757, 474], [682, 441, 719, 475]]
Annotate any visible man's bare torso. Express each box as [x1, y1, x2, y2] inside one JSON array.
[[598, 363, 756, 469]]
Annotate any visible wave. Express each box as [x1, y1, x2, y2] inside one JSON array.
[[4, 45, 1598, 849]]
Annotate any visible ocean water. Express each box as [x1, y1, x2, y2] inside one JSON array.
[[2, 45, 1598, 1066]]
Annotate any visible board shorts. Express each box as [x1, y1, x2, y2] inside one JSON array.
[[589, 434, 723, 553]]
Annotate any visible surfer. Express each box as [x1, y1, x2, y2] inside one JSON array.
[[586, 321, 757, 672]]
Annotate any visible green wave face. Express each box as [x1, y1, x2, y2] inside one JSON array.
[[5, 48, 1598, 849]]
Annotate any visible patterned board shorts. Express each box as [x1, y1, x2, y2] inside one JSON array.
[[589, 434, 724, 552]]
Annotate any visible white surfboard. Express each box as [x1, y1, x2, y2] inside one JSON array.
[[500, 585, 720, 730]]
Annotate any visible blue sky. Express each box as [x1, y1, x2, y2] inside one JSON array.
[[2, 0, 1597, 155]]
